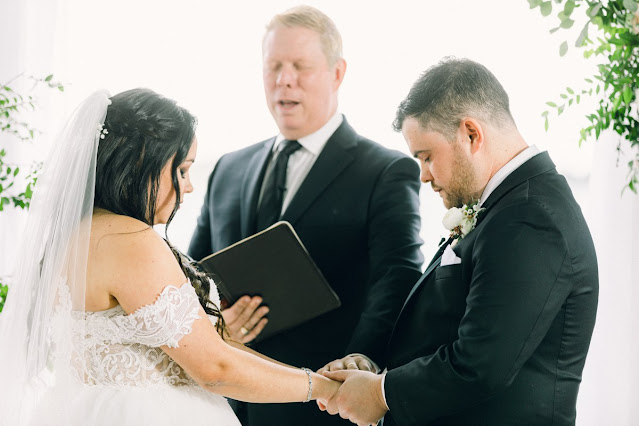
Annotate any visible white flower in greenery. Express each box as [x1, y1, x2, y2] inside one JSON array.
[[460, 217, 475, 236], [442, 200, 484, 243]]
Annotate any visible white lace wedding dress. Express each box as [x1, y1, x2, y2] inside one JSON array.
[[31, 281, 241, 425]]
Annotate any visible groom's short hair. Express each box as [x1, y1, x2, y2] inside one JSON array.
[[393, 57, 516, 139], [264, 5, 343, 66]]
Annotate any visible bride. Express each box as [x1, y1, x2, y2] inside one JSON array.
[[0, 89, 340, 425]]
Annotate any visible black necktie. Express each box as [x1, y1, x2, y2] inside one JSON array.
[[256, 140, 302, 231]]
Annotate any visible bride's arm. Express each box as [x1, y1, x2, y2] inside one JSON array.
[[96, 225, 339, 404], [226, 340, 291, 368], [165, 306, 337, 403]]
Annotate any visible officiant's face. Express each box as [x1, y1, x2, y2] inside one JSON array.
[[402, 117, 477, 209], [155, 137, 197, 224], [262, 25, 345, 140]]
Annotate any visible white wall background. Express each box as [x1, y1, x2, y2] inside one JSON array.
[[1, 0, 636, 423]]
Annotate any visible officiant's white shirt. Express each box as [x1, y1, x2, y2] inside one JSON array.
[[257, 112, 343, 214]]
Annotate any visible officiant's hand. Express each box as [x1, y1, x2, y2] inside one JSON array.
[[319, 369, 388, 426], [317, 355, 375, 374], [222, 296, 269, 343]]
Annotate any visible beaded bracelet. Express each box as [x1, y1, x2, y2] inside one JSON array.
[[301, 367, 313, 403]]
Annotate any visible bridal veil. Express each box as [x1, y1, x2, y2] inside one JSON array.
[[0, 91, 110, 424]]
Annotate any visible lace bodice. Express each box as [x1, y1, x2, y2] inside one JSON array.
[[72, 282, 219, 387]]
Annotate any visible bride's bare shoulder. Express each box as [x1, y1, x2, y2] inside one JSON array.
[[89, 210, 186, 296]]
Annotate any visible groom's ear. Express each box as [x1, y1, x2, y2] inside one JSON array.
[[460, 118, 484, 155]]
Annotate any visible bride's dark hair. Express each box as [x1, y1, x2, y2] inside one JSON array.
[[94, 88, 224, 333]]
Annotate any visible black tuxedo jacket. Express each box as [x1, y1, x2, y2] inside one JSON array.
[[382, 152, 598, 426], [188, 118, 424, 426]]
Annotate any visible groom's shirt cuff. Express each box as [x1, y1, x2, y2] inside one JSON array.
[[381, 370, 389, 410]]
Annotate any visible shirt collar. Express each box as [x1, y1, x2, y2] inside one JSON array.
[[273, 112, 343, 156], [479, 145, 541, 206]]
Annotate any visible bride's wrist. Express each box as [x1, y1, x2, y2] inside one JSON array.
[[309, 372, 339, 402]]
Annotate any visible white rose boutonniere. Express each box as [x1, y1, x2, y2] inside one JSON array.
[[442, 201, 484, 244]]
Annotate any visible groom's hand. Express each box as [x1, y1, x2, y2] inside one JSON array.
[[222, 295, 269, 343], [317, 355, 375, 374], [320, 369, 388, 426]]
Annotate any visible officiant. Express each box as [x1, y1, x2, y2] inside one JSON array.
[[188, 5, 424, 426]]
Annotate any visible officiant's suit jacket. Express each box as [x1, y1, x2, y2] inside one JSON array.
[[188, 117, 424, 426], [382, 152, 598, 426]]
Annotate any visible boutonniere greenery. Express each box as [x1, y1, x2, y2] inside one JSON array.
[[442, 201, 484, 244]]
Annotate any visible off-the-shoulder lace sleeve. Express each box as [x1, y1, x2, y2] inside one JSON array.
[[115, 282, 201, 348]]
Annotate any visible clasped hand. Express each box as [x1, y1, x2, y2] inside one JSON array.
[[316, 356, 389, 426]]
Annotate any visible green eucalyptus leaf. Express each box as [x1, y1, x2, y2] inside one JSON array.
[[540, 1, 553, 16], [566, 87, 574, 94], [560, 41, 569, 56], [550, 26, 561, 34], [623, 87, 633, 104], [560, 18, 575, 29], [564, 0, 575, 15], [623, 0, 638, 13], [613, 95, 622, 110], [592, 15, 603, 28], [588, 3, 603, 17], [546, 101, 558, 107], [528, 0, 542, 8]]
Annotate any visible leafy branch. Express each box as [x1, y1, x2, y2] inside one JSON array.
[[529, 0, 639, 193], [0, 74, 63, 211]]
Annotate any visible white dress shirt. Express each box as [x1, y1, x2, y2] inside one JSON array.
[[257, 112, 343, 215]]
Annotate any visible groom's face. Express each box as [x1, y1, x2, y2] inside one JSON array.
[[402, 117, 477, 209]]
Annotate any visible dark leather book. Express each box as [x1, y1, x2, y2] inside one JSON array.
[[197, 221, 341, 342]]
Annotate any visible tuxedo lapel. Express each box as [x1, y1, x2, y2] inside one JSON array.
[[240, 138, 275, 237], [398, 237, 451, 315], [280, 120, 357, 225]]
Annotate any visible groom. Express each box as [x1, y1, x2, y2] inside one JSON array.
[[321, 58, 599, 425]]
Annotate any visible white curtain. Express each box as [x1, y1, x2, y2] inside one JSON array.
[[577, 133, 639, 425]]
